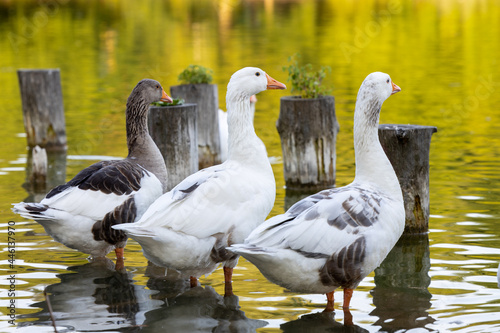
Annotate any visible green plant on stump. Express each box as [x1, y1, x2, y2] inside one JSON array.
[[283, 54, 331, 99], [151, 98, 185, 107], [178, 65, 214, 84]]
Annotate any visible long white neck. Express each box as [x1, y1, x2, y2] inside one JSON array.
[[226, 90, 268, 164], [353, 93, 400, 195]]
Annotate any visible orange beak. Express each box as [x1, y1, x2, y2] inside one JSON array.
[[266, 73, 287, 90], [391, 82, 401, 95], [160, 90, 173, 103]]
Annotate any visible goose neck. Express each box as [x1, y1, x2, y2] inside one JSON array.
[[125, 97, 168, 191], [126, 98, 150, 150], [352, 97, 398, 191], [226, 97, 265, 162]]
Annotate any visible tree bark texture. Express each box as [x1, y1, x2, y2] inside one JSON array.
[[378, 124, 437, 233], [277, 96, 339, 192], [170, 84, 220, 169], [148, 104, 198, 191], [17, 69, 67, 151]]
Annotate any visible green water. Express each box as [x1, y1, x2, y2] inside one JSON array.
[[1, 0, 500, 331]]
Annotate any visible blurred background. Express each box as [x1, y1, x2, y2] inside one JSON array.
[[1, 0, 500, 332]]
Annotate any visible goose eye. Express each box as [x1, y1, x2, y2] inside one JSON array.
[[386, 79, 390, 84], [255, 72, 261, 77], [156, 85, 160, 89]]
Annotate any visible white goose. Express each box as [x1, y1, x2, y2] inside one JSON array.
[[13, 79, 172, 261], [228, 72, 405, 312], [113, 67, 286, 289]]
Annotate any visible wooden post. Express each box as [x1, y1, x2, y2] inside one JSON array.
[[30, 145, 47, 192], [277, 96, 339, 192], [17, 69, 67, 151], [170, 84, 221, 169], [378, 124, 437, 233], [148, 104, 198, 191], [23, 149, 67, 202], [371, 233, 433, 330]]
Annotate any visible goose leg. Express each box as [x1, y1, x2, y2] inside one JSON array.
[[223, 266, 234, 296], [115, 247, 124, 259], [342, 289, 354, 325], [342, 288, 353, 309], [324, 291, 335, 312], [223, 266, 233, 283], [115, 248, 125, 270]]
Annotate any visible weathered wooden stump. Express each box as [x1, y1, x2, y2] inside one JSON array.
[[378, 124, 437, 233], [277, 96, 339, 192], [371, 233, 433, 331], [30, 145, 47, 192], [148, 104, 198, 191], [23, 148, 67, 202], [170, 84, 221, 169], [17, 69, 67, 151]]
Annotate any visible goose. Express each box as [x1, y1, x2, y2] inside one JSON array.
[[228, 72, 404, 313], [113, 67, 286, 290], [13, 79, 172, 262]]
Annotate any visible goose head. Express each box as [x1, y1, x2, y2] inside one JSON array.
[[355, 72, 401, 127], [227, 67, 286, 101], [358, 72, 400, 103], [129, 79, 173, 106]]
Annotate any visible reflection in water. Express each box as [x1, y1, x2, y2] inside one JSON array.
[[142, 268, 268, 332], [18, 259, 266, 332], [17, 258, 159, 331], [371, 233, 434, 332], [2, 0, 500, 331], [280, 311, 368, 333], [144, 260, 192, 301]]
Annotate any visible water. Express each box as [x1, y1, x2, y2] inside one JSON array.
[[1, 0, 500, 331]]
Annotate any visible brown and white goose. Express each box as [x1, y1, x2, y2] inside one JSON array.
[[228, 72, 405, 313], [13, 79, 172, 261]]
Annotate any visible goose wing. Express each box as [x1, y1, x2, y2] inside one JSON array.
[[29, 160, 157, 221], [245, 185, 385, 256], [120, 161, 274, 239]]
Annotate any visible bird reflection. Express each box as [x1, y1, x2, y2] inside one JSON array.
[[141, 264, 268, 332], [17, 257, 157, 331], [144, 260, 192, 301], [280, 311, 368, 333]]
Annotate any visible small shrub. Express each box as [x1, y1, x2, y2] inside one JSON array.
[[283, 54, 331, 99], [178, 65, 213, 84], [151, 98, 185, 107]]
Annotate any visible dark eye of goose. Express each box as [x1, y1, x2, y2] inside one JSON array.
[[255, 72, 261, 77], [156, 85, 160, 89], [386, 79, 390, 83]]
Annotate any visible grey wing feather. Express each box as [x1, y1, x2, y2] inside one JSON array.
[[248, 186, 383, 255], [47, 160, 146, 198]]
